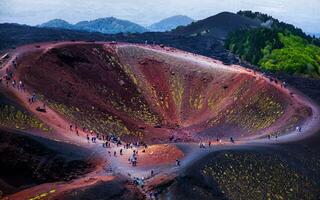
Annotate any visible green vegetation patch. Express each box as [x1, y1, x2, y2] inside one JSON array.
[[226, 11, 320, 78], [260, 34, 320, 77]]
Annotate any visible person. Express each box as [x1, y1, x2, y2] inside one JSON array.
[[31, 92, 36, 102], [208, 141, 211, 147], [176, 159, 180, 166], [86, 134, 90, 143], [76, 130, 79, 136], [151, 170, 154, 177], [70, 125, 73, 131], [200, 142, 205, 148], [283, 82, 287, 88], [117, 140, 121, 147], [18, 80, 23, 90], [140, 177, 145, 188], [12, 80, 16, 88], [131, 156, 137, 166], [120, 148, 123, 155], [230, 137, 235, 144], [296, 126, 302, 133], [114, 151, 117, 157]]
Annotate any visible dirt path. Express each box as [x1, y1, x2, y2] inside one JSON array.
[[1, 41, 320, 200]]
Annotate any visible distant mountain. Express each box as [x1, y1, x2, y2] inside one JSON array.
[[312, 33, 320, 38], [38, 19, 74, 29], [173, 12, 261, 39], [39, 17, 147, 34], [75, 17, 147, 34], [148, 15, 194, 32]]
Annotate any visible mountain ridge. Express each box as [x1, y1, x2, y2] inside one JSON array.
[[148, 15, 194, 32], [39, 17, 147, 34], [173, 11, 261, 39]]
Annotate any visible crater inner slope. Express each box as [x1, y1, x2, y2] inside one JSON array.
[[11, 42, 312, 143]]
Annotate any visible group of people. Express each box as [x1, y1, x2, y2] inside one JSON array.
[[28, 92, 37, 103], [1, 58, 24, 90], [11, 79, 25, 90], [133, 177, 145, 188], [198, 137, 233, 149], [199, 141, 206, 148], [74, 127, 145, 168]]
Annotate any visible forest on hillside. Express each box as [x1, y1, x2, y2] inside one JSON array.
[[225, 11, 320, 78]]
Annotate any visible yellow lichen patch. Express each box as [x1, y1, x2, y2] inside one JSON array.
[[207, 88, 227, 112], [0, 104, 51, 132], [271, 109, 307, 137], [202, 152, 319, 200], [120, 64, 139, 86], [28, 188, 56, 200], [170, 75, 184, 110], [48, 102, 139, 137], [207, 91, 285, 133], [227, 94, 284, 132], [111, 63, 161, 125], [189, 92, 204, 110], [107, 92, 160, 125]]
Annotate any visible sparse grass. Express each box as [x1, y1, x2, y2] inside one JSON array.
[[270, 106, 311, 137], [208, 86, 285, 133], [107, 61, 161, 125], [48, 102, 143, 138], [0, 104, 51, 132], [202, 152, 320, 200], [170, 75, 184, 110], [227, 94, 284, 132]]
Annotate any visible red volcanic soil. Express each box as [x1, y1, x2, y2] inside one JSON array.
[[111, 144, 184, 169], [3, 41, 314, 144], [1, 41, 320, 200], [137, 144, 184, 167]]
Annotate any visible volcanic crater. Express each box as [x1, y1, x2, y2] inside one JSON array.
[[13, 42, 312, 143]]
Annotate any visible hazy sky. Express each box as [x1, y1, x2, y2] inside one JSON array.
[[0, 0, 319, 33]]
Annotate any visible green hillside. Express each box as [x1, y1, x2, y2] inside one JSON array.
[[225, 11, 320, 78]]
